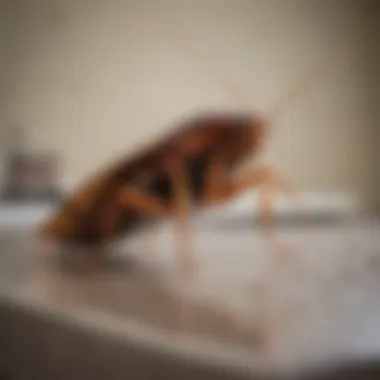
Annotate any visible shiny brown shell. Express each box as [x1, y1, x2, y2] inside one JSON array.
[[39, 113, 263, 247]]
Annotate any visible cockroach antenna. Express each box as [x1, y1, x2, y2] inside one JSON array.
[[161, 22, 337, 140]]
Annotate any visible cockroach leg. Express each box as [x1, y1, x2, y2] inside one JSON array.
[[119, 187, 169, 216], [117, 186, 175, 265], [256, 181, 295, 259], [171, 163, 196, 280], [118, 186, 170, 257], [234, 166, 297, 258], [202, 161, 296, 257]]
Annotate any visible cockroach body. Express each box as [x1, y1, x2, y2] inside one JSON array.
[[40, 113, 265, 251]]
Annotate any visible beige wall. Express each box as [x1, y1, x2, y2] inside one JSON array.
[[0, 0, 376, 208]]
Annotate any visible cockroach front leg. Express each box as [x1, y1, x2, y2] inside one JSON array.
[[232, 166, 295, 233], [203, 156, 296, 256], [241, 167, 295, 257]]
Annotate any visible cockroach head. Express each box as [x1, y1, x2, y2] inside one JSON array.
[[222, 115, 267, 163]]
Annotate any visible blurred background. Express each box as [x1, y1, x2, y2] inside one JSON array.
[[0, 0, 377, 207], [0, 0, 378, 379]]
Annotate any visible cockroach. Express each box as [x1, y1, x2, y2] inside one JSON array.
[[38, 29, 333, 278]]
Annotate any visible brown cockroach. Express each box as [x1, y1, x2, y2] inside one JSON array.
[[38, 30, 333, 278]]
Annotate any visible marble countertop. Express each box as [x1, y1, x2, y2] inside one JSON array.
[[1, 216, 380, 378]]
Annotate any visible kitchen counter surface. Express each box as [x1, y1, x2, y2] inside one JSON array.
[[0, 216, 380, 379]]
